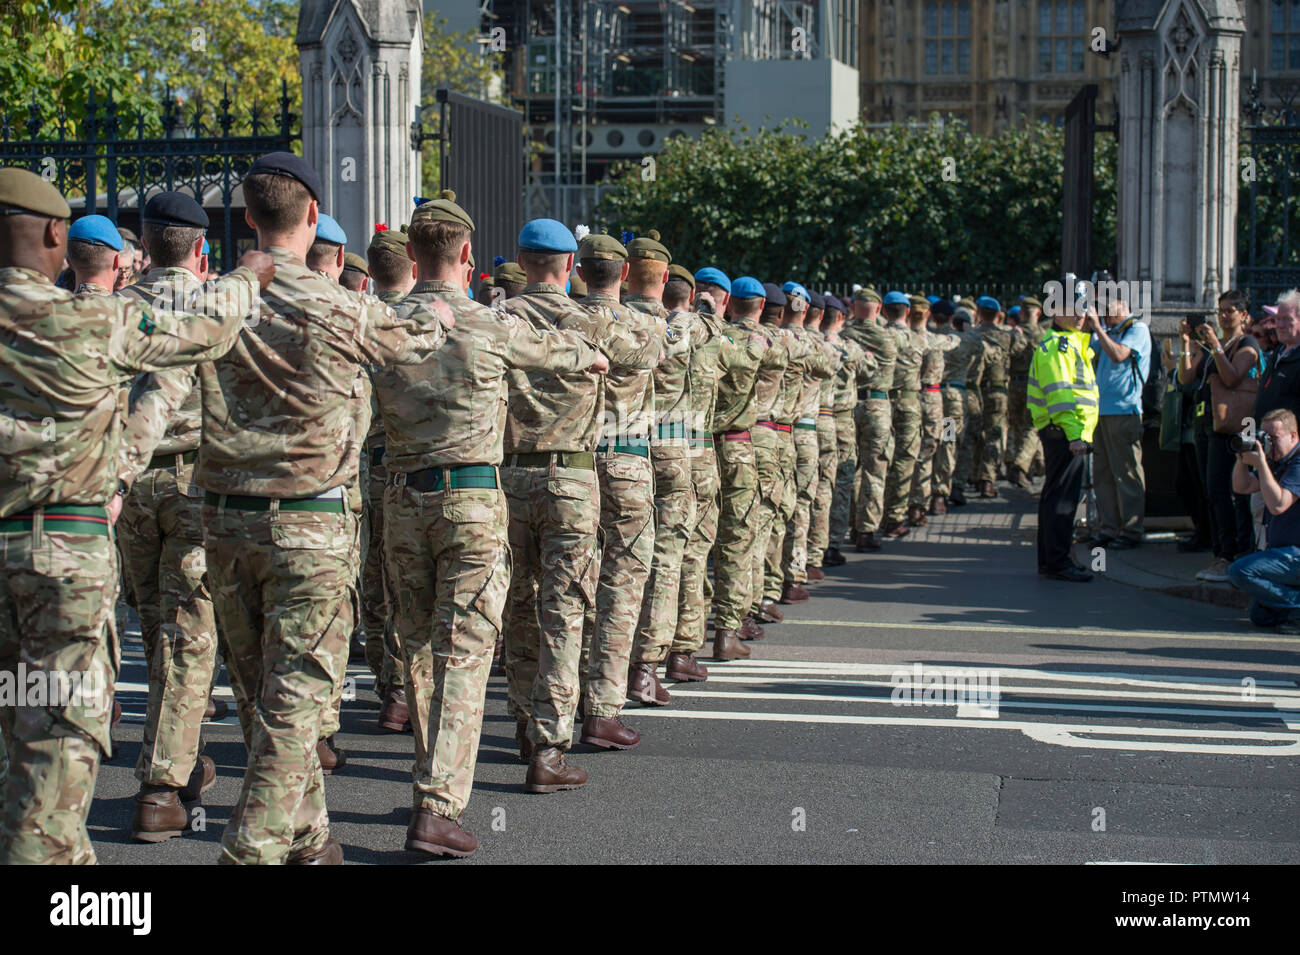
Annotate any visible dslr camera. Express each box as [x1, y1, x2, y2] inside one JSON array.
[[1229, 432, 1272, 455]]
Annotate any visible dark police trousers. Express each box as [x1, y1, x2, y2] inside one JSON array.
[[1037, 424, 1088, 572]]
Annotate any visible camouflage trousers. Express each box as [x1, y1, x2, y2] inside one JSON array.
[[502, 461, 598, 750], [1007, 384, 1043, 474], [676, 444, 720, 654], [632, 450, 695, 665], [909, 389, 945, 509], [383, 479, 509, 821], [979, 390, 1010, 483], [829, 410, 856, 545], [854, 398, 893, 536], [752, 425, 787, 608], [0, 519, 117, 865], [581, 451, 654, 718], [933, 385, 966, 498], [711, 434, 757, 632], [207, 503, 359, 865], [808, 413, 838, 567], [362, 458, 402, 695], [883, 396, 922, 526], [954, 388, 984, 487], [782, 423, 820, 584], [117, 463, 217, 790]]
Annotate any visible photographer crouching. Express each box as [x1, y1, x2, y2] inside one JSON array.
[[1227, 408, 1300, 629]]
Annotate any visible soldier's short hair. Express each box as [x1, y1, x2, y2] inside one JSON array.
[[732, 295, 763, 318], [65, 238, 118, 273], [500, 280, 526, 299], [580, 257, 623, 288], [408, 219, 470, 267], [339, 268, 367, 292], [882, 302, 909, 322], [664, 277, 691, 309], [242, 172, 313, 233], [367, 246, 413, 287], [305, 240, 342, 271], [518, 250, 569, 275], [141, 223, 205, 268], [975, 306, 999, 323], [627, 259, 668, 287]]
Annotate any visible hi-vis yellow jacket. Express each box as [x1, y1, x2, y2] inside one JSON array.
[[1027, 325, 1098, 442]]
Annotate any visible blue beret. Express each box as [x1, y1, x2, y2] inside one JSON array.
[[882, 290, 911, 306], [926, 295, 941, 304], [518, 218, 577, 253], [782, 281, 810, 302], [730, 276, 765, 300], [763, 282, 787, 306], [694, 267, 731, 293], [315, 213, 347, 246], [142, 190, 209, 229], [1008, 305, 1021, 316], [68, 215, 124, 251], [807, 290, 825, 310], [976, 295, 1002, 312], [247, 151, 322, 202], [201, 239, 210, 255]]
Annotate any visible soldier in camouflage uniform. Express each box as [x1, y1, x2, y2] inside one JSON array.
[[672, 270, 732, 676], [201, 154, 449, 865], [362, 225, 416, 733], [930, 299, 985, 513], [116, 192, 257, 842], [709, 276, 773, 657], [907, 297, 958, 525], [974, 296, 1029, 498], [575, 230, 664, 748], [825, 296, 874, 563], [749, 285, 794, 625], [952, 299, 986, 504], [372, 196, 601, 857], [66, 215, 127, 297], [880, 292, 924, 538], [806, 293, 836, 578], [0, 167, 270, 865], [1006, 296, 1046, 486], [499, 218, 656, 792], [628, 264, 698, 701], [846, 288, 896, 551]]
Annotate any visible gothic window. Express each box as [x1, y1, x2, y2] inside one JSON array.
[[924, 2, 971, 76], [1271, 0, 1300, 70], [1037, 0, 1086, 74]]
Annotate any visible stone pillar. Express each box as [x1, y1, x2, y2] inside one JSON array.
[[296, 0, 422, 251], [1115, 1, 1243, 330]]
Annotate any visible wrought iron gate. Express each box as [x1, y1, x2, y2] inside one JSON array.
[[1238, 80, 1300, 309]]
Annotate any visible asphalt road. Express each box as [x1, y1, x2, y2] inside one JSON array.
[[89, 483, 1300, 865]]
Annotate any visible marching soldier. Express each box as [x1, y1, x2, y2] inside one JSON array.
[[931, 300, 985, 514], [806, 292, 838, 580], [825, 296, 874, 564], [846, 288, 896, 551], [1006, 295, 1046, 488], [907, 297, 958, 525], [880, 291, 924, 539], [750, 284, 794, 625]]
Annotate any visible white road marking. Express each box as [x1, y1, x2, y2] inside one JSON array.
[[778, 618, 1300, 645]]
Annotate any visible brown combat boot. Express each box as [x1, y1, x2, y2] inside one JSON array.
[[131, 786, 189, 843], [949, 485, 968, 506], [626, 663, 662, 705], [580, 714, 641, 750], [712, 628, 750, 661], [929, 495, 947, 515], [525, 746, 588, 793], [823, 546, 846, 566], [178, 754, 216, 804], [884, 521, 911, 538], [807, 566, 825, 582], [317, 736, 346, 775], [856, 532, 882, 551], [515, 718, 533, 764], [405, 808, 478, 858], [203, 697, 228, 721], [665, 652, 708, 682], [378, 687, 411, 732], [653, 673, 671, 704], [979, 480, 998, 498], [741, 615, 765, 640], [755, 597, 784, 623], [1010, 467, 1033, 490], [779, 582, 810, 604], [288, 837, 343, 865]]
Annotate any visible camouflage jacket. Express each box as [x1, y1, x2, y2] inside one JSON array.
[[937, 326, 987, 387], [687, 297, 729, 436], [582, 290, 663, 446], [365, 287, 409, 448], [796, 326, 839, 419], [1009, 321, 1046, 377], [712, 315, 773, 433], [843, 318, 897, 393], [0, 264, 258, 515], [916, 327, 960, 387], [195, 246, 448, 500], [829, 336, 876, 411], [979, 323, 1020, 388], [887, 321, 925, 394], [628, 296, 695, 452], [374, 280, 596, 470], [753, 319, 792, 423]]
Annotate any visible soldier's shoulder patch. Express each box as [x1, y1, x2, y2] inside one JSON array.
[[137, 310, 156, 336]]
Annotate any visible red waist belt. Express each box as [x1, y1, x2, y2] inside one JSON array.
[[756, 420, 792, 433], [720, 429, 751, 441], [924, 385, 941, 392]]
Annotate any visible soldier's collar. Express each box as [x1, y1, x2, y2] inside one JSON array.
[[74, 282, 113, 297], [583, 289, 619, 304], [412, 279, 462, 295], [523, 281, 566, 295], [0, 266, 53, 285], [144, 266, 199, 282], [265, 246, 306, 265]]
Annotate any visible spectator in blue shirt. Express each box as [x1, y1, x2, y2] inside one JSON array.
[[1227, 408, 1300, 629], [1086, 295, 1152, 549]]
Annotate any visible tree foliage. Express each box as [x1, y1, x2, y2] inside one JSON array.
[[598, 117, 1118, 289]]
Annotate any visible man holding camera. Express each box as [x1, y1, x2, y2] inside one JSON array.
[[1227, 408, 1300, 628]]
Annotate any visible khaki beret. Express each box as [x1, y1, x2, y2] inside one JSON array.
[[667, 264, 695, 288], [1020, 295, 1042, 310], [577, 232, 627, 261], [0, 169, 72, 219], [369, 227, 411, 258], [494, 261, 526, 285], [909, 294, 928, 310], [626, 229, 671, 263], [342, 253, 369, 275], [568, 274, 588, 298], [411, 189, 474, 230], [958, 297, 977, 312], [479, 275, 494, 289], [853, 288, 881, 304]]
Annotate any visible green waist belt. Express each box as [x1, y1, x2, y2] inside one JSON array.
[[203, 491, 346, 513], [656, 422, 688, 439], [392, 465, 498, 493], [858, 389, 889, 400], [795, 422, 818, 431], [507, 451, 595, 470], [690, 430, 714, 442], [940, 381, 966, 389], [0, 505, 110, 537], [148, 448, 198, 470], [597, 443, 650, 458]]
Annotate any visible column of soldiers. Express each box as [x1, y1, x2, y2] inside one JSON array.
[[0, 154, 1049, 865]]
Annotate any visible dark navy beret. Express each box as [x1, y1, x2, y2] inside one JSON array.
[[763, 282, 787, 306], [247, 151, 323, 202], [142, 191, 209, 229], [931, 299, 955, 319], [807, 291, 825, 310]]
